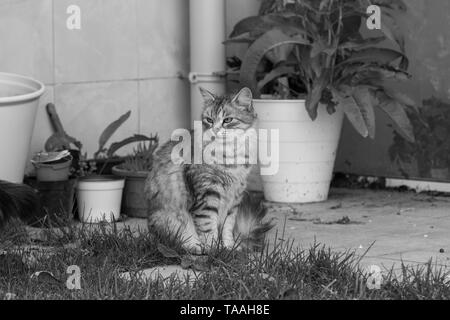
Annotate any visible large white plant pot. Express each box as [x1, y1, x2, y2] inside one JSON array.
[[254, 99, 344, 203], [77, 176, 125, 223], [0, 72, 45, 183]]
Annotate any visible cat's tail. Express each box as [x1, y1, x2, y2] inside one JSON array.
[[233, 192, 275, 251], [0, 180, 41, 228]]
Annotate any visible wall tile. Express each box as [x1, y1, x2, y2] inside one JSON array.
[[54, 81, 139, 157], [137, 0, 190, 78], [0, 0, 53, 84], [54, 0, 138, 83], [139, 78, 190, 142]]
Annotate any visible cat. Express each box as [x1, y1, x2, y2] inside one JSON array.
[[144, 87, 274, 254], [0, 180, 41, 228]]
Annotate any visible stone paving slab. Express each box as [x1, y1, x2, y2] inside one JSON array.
[[265, 188, 450, 270]]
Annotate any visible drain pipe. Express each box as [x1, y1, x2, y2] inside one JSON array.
[[189, 0, 227, 125]]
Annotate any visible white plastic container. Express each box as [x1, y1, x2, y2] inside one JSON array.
[[0, 72, 45, 183], [76, 176, 125, 223], [254, 99, 344, 203]]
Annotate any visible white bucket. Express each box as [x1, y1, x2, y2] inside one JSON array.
[[254, 99, 344, 203], [76, 176, 125, 223], [0, 72, 45, 183]]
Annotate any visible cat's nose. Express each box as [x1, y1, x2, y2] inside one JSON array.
[[212, 127, 221, 135]]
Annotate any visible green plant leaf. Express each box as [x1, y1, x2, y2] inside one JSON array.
[[257, 65, 296, 92], [239, 29, 310, 95], [333, 89, 369, 138], [338, 48, 406, 67], [352, 87, 376, 139], [107, 134, 157, 158], [339, 36, 386, 50], [229, 16, 270, 38], [95, 111, 131, 158], [229, 14, 306, 39], [377, 92, 415, 143], [383, 88, 418, 112], [306, 71, 331, 120]]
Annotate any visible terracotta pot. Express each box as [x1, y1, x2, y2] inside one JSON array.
[[112, 166, 149, 218]]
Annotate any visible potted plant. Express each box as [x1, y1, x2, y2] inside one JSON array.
[[227, 0, 416, 203], [75, 112, 157, 223], [390, 97, 450, 180], [42, 108, 150, 223], [112, 135, 159, 218], [31, 150, 73, 182]]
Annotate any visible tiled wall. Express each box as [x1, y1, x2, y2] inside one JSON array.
[[0, 0, 190, 167]]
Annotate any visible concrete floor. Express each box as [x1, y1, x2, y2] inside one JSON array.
[[264, 188, 450, 272], [83, 188, 450, 272]]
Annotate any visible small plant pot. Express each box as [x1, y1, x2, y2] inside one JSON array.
[[32, 154, 73, 182], [112, 166, 149, 218], [76, 175, 125, 223]]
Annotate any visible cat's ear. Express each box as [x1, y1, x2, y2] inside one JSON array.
[[199, 87, 216, 104], [232, 87, 253, 111]]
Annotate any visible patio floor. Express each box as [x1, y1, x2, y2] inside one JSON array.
[[76, 187, 450, 272]]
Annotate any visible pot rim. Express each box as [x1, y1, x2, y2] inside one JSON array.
[[0, 72, 45, 104], [77, 175, 125, 183], [253, 98, 306, 104], [111, 165, 149, 178]]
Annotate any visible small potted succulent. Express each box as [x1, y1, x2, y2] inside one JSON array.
[[41, 107, 151, 223], [112, 134, 159, 218], [226, 0, 416, 203]]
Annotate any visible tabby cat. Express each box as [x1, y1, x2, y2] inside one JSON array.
[[144, 87, 273, 254]]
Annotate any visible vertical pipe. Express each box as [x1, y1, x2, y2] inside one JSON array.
[[189, 0, 226, 126]]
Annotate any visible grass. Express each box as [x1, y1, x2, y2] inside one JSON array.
[[0, 219, 450, 300]]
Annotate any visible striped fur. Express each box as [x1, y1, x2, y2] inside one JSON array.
[[0, 180, 41, 228], [145, 87, 274, 254]]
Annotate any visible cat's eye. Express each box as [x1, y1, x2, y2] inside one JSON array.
[[205, 117, 214, 124], [223, 117, 233, 124]]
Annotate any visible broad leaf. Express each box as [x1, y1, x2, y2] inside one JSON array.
[[377, 92, 415, 142], [257, 65, 296, 92], [383, 88, 419, 112], [338, 48, 407, 67], [339, 36, 386, 50], [240, 29, 310, 95], [333, 89, 369, 138], [306, 73, 330, 120], [96, 110, 131, 158], [229, 16, 272, 38], [352, 87, 376, 139], [107, 134, 158, 158]]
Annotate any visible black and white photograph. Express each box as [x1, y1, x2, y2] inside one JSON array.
[[0, 0, 450, 306]]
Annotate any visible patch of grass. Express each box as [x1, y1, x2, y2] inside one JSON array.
[[0, 220, 449, 300]]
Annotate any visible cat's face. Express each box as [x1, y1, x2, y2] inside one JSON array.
[[200, 87, 256, 138]]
